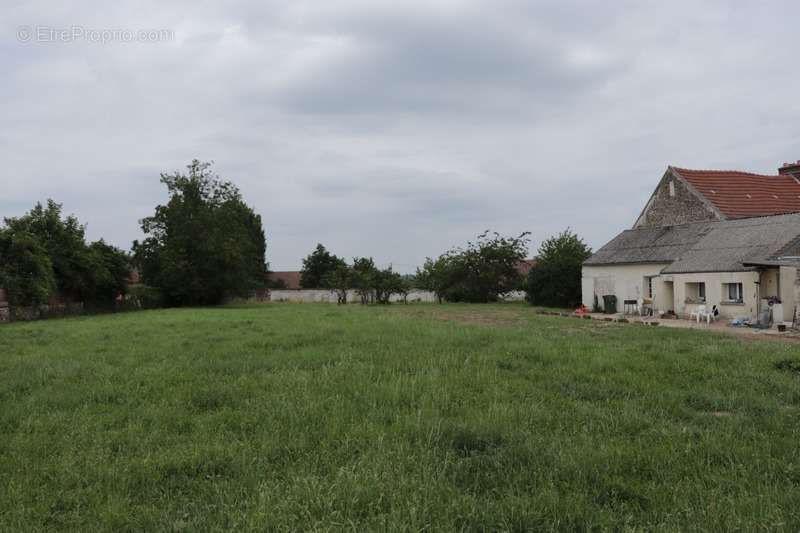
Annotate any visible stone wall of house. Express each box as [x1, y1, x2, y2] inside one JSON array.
[[634, 174, 720, 228]]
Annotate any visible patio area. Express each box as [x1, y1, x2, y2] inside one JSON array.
[[545, 310, 800, 344]]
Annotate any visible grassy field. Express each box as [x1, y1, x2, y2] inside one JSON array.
[[1, 303, 799, 531]]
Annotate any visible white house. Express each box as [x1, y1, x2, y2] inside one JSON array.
[[583, 163, 800, 322]]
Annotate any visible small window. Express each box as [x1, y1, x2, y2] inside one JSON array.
[[669, 181, 675, 197], [724, 282, 743, 303], [685, 282, 706, 303]]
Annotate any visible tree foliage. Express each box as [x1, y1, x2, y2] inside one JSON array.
[[351, 257, 378, 304], [133, 160, 266, 306], [416, 231, 530, 303], [86, 240, 132, 304], [525, 229, 592, 308], [352, 258, 407, 304], [323, 264, 352, 304], [1, 200, 130, 306], [300, 244, 346, 288], [4, 200, 93, 299], [320, 257, 407, 305], [0, 229, 56, 306]]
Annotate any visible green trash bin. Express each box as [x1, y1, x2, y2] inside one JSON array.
[[602, 295, 617, 314]]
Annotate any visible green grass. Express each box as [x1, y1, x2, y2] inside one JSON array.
[[1, 303, 799, 532]]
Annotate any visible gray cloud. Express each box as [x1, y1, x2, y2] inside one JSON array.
[[269, 2, 627, 116], [2, 0, 800, 272]]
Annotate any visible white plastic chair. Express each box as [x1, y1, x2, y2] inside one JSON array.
[[690, 304, 716, 324], [689, 305, 707, 323]]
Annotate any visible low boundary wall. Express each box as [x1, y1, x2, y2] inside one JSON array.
[[267, 289, 437, 303], [266, 289, 527, 303]]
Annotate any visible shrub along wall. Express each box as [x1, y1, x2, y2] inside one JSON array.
[[0, 284, 166, 323], [0, 288, 8, 322]]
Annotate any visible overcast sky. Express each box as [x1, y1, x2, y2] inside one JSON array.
[[2, 1, 799, 272]]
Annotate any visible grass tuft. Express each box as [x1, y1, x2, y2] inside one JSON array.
[[774, 358, 800, 374]]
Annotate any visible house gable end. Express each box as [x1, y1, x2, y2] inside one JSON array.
[[633, 168, 724, 229]]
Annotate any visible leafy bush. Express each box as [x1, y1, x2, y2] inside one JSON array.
[[3, 200, 91, 300], [525, 229, 591, 308], [323, 264, 352, 304], [1, 201, 129, 307], [86, 240, 131, 305], [321, 258, 408, 304], [124, 284, 164, 310], [416, 231, 530, 303], [0, 229, 55, 306], [300, 244, 346, 288]]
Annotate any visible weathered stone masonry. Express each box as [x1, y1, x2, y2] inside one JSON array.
[[634, 171, 721, 228]]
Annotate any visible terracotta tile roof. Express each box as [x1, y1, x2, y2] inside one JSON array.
[[673, 167, 800, 219], [515, 259, 537, 276], [127, 269, 141, 284], [267, 271, 302, 289]]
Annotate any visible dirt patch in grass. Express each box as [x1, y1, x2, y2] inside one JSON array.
[[544, 323, 617, 336], [399, 308, 527, 328], [400, 307, 625, 334], [724, 330, 800, 346]]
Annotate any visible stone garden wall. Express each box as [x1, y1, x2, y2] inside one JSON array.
[[266, 289, 526, 304], [267, 289, 438, 303]]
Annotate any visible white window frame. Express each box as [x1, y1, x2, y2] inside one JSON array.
[[724, 282, 743, 303]]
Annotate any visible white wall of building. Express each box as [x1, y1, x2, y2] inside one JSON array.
[[582, 265, 798, 321], [670, 271, 759, 320], [582, 264, 670, 313], [778, 267, 797, 322]]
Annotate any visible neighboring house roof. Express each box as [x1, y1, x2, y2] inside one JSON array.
[[586, 212, 800, 274], [127, 269, 141, 284], [515, 259, 537, 276], [672, 167, 800, 219], [268, 271, 302, 289]]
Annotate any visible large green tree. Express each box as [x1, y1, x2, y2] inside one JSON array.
[[86, 240, 131, 304], [0, 229, 56, 306], [4, 200, 92, 299], [416, 231, 530, 303], [133, 160, 267, 306], [525, 229, 592, 308], [300, 244, 346, 288], [2, 200, 129, 305]]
